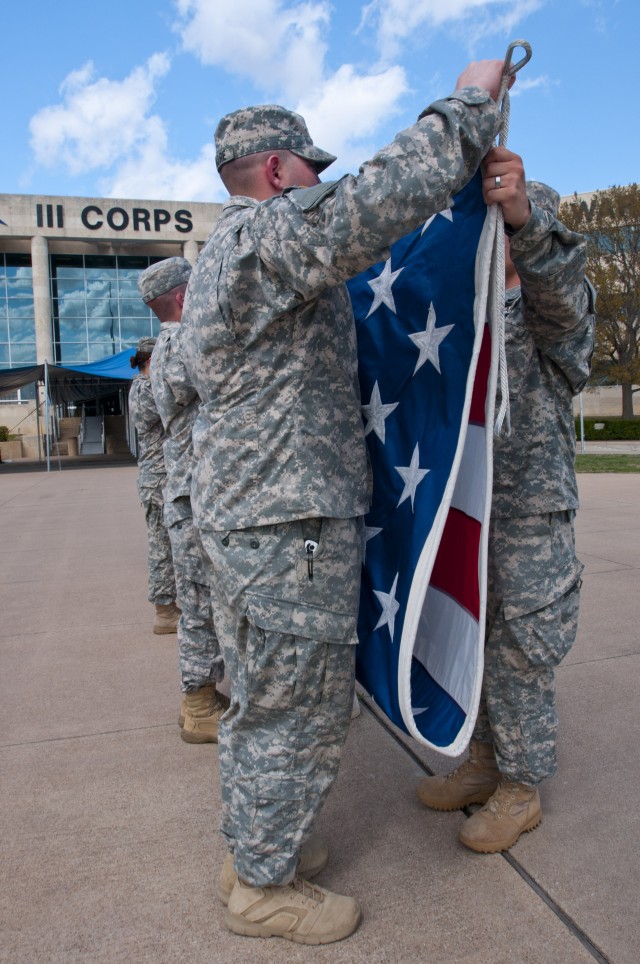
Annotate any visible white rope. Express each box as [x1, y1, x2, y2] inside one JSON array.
[[492, 67, 513, 438], [491, 40, 532, 437]]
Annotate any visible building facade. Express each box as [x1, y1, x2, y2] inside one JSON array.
[[0, 192, 222, 433]]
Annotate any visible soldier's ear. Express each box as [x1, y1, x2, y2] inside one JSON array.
[[265, 153, 284, 190]]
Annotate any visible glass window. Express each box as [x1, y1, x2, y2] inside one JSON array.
[[55, 278, 86, 298], [118, 298, 149, 318], [56, 297, 87, 320], [86, 313, 118, 337], [88, 342, 118, 362], [17, 383, 37, 401], [4, 255, 32, 272], [118, 276, 146, 296], [85, 302, 119, 325], [50, 253, 166, 364], [57, 318, 87, 340], [85, 277, 117, 300], [119, 318, 153, 343], [0, 382, 37, 403], [10, 343, 37, 365], [85, 255, 117, 272], [86, 283, 118, 306], [7, 298, 35, 318], [118, 257, 150, 274], [52, 255, 84, 277], [6, 273, 34, 296], [8, 318, 36, 343], [58, 342, 89, 364], [0, 255, 35, 370]]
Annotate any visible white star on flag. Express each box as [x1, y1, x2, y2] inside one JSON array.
[[362, 381, 399, 442], [395, 443, 430, 510], [366, 257, 404, 317], [409, 303, 454, 375], [421, 204, 454, 235], [374, 572, 400, 642]]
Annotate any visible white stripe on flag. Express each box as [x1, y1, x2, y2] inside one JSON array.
[[413, 585, 480, 714], [450, 423, 487, 523]]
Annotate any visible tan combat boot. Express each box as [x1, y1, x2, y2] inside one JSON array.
[[180, 685, 229, 744], [416, 740, 500, 811], [153, 602, 180, 635], [178, 694, 187, 729], [226, 875, 361, 945], [217, 836, 329, 905], [459, 780, 542, 853]]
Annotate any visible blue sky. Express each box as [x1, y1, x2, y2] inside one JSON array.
[[1, 0, 636, 203]]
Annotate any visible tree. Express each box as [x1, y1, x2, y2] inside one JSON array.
[[560, 184, 640, 417]]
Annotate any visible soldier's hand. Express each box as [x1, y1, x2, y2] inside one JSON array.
[[482, 146, 530, 230], [455, 59, 514, 102]]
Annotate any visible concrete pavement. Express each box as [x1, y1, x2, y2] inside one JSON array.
[[0, 464, 638, 963]]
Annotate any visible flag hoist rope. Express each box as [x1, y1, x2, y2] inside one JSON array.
[[492, 40, 532, 438]]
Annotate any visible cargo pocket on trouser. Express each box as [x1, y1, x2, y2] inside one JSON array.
[[504, 575, 582, 670], [485, 577, 582, 784], [231, 772, 309, 887], [243, 593, 357, 711]]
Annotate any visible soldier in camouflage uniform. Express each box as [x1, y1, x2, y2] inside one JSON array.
[[179, 59, 509, 944], [128, 337, 179, 635], [137, 259, 227, 745], [417, 147, 596, 853]]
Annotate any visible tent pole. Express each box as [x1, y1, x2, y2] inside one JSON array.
[[44, 361, 51, 473], [35, 382, 43, 462]]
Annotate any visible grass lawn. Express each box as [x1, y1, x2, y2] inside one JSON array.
[[575, 454, 640, 473]]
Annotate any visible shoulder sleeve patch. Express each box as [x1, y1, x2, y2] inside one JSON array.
[[287, 179, 344, 211]]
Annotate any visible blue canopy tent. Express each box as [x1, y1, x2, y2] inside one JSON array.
[[0, 349, 136, 469]]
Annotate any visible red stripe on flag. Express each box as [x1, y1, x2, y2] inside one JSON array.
[[469, 323, 491, 425], [429, 507, 481, 619]]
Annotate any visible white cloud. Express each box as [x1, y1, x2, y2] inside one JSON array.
[[360, 0, 545, 61], [103, 127, 222, 202], [174, 0, 331, 101], [174, 0, 410, 172], [29, 54, 171, 174], [28, 52, 223, 201], [296, 64, 409, 172], [509, 73, 557, 97]]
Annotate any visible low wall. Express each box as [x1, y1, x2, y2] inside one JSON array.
[[20, 435, 44, 459], [0, 439, 23, 460]]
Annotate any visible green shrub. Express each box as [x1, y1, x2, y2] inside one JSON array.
[[575, 417, 640, 440], [0, 425, 10, 441]]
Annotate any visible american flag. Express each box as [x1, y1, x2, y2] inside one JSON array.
[[348, 171, 496, 756]]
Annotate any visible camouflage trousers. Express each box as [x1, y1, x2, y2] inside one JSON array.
[[199, 516, 363, 888], [142, 496, 176, 605], [165, 497, 224, 691], [473, 511, 583, 785]]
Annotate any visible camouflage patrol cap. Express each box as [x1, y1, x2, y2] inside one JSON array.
[[526, 180, 560, 218], [215, 104, 336, 173], [137, 257, 192, 304], [136, 337, 156, 354]]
